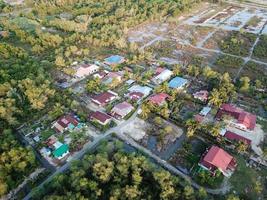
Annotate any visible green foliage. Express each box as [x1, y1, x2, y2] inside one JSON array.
[[32, 146, 199, 200], [219, 32, 256, 56], [0, 129, 37, 197], [215, 55, 244, 70], [253, 35, 267, 60]]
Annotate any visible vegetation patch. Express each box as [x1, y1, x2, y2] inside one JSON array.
[[240, 61, 267, 85], [229, 156, 267, 200], [0, 129, 37, 197], [33, 140, 202, 200], [219, 31, 257, 57], [213, 55, 244, 77], [253, 35, 267, 61]]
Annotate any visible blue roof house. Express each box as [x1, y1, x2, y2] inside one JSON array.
[[168, 77, 188, 89], [104, 55, 125, 65]]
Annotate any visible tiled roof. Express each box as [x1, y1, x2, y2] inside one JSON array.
[[201, 146, 234, 172], [90, 111, 111, 123], [216, 104, 256, 130], [148, 93, 169, 105], [91, 91, 116, 105], [57, 115, 79, 128], [128, 92, 144, 100], [225, 131, 251, 145]]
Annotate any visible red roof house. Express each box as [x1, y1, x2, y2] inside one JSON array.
[[91, 91, 118, 106], [89, 111, 112, 125], [199, 146, 237, 177], [193, 90, 209, 102], [52, 115, 79, 133], [111, 101, 134, 119], [128, 92, 144, 101], [148, 93, 170, 106], [155, 67, 165, 76], [216, 104, 256, 131], [224, 131, 251, 145]]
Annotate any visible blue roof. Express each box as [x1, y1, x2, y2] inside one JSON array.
[[105, 55, 124, 64], [168, 77, 188, 89]]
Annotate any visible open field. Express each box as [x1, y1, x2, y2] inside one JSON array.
[[127, 2, 267, 79]]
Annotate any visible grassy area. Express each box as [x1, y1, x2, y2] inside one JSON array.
[[229, 155, 267, 200]]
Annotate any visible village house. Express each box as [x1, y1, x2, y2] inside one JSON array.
[[193, 90, 209, 102], [43, 135, 69, 160], [216, 104, 256, 131], [127, 85, 152, 102], [199, 146, 237, 177], [52, 141, 69, 160], [168, 76, 189, 90], [128, 92, 144, 102], [194, 106, 212, 123], [104, 55, 125, 66], [74, 63, 99, 79], [102, 71, 123, 85], [93, 71, 108, 79], [91, 91, 118, 106], [148, 93, 170, 106], [51, 115, 80, 133], [111, 101, 134, 119], [152, 67, 173, 85], [89, 111, 112, 126], [220, 129, 251, 145]]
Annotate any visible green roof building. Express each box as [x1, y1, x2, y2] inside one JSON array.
[[52, 144, 69, 159]]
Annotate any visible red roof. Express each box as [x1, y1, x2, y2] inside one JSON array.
[[128, 92, 144, 100], [193, 90, 209, 101], [148, 93, 169, 105], [91, 91, 116, 105], [225, 131, 251, 145], [237, 112, 256, 130], [89, 111, 111, 124], [201, 146, 235, 172], [194, 114, 204, 123], [114, 101, 133, 110], [216, 104, 256, 130], [57, 115, 79, 128], [155, 67, 165, 76]]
